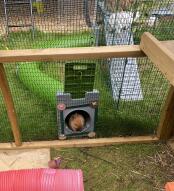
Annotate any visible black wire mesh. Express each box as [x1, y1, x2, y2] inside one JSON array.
[[0, 0, 173, 49], [0, 0, 173, 142], [0, 93, 13, 142], [0, 57, 169, 142]]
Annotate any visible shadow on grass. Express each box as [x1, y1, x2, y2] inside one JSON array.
[[51, 143, 174, 191]]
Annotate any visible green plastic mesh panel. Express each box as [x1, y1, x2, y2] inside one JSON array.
[[64, 61, 96, 99]]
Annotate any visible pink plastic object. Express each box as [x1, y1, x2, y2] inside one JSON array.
[[165, 182, 174, 191], [0, 168, 84, 191]]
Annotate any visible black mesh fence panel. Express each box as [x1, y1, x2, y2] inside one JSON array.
[[0, 0, 173, 49], [0, 57, 169, 142], [0, 0, 173, 142], [0, 93, 13, 142]]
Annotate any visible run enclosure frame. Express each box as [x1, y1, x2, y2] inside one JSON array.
[[0, 32, 174, 148]]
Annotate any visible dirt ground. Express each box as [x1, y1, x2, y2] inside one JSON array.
[[0, 149, 50, 171], [51, 143, 174, 191]]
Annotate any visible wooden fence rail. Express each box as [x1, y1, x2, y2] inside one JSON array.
[[0, 32, 174, 148], [0, 45, 145, 63]]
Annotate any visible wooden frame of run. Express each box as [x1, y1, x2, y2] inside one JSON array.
[[0, 32, 174, 149]]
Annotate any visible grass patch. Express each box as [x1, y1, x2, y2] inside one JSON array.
[[51, 143, 174, 191]]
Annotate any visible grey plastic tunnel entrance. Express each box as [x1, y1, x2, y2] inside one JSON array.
[[57, 91, 99, 139], [65, 110, 91, 132]]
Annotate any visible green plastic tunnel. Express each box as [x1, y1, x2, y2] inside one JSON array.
[[17, 62, 63, 105], [17, 34, 94, 106]]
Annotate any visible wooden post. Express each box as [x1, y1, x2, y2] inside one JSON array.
[[0, 63, 22, 146], [140, 32, 174, 86], [157, 86, 174, 140]]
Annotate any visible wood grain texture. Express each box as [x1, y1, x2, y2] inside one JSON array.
[[0, 45, 145, 63], [157, 86, 174, 140], [0, 63, 22, 146], [140, 32, 174, 86], [162, 40, 174, 54], [0, 41, 173, 63], [0, 136, 159, 150]]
